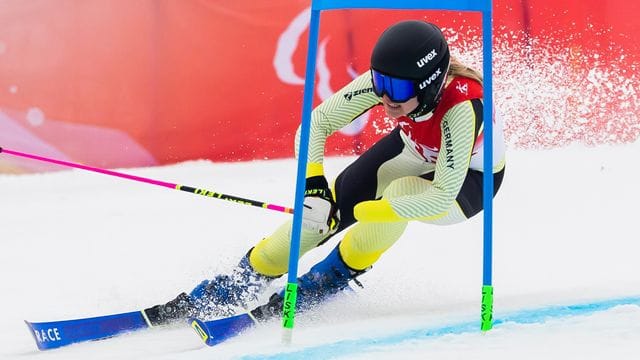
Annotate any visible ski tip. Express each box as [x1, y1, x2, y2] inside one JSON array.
[[189, 313, 257, 347], [24, 320, 34, 333], [190, 318, 210, 344], [23, 319, 53, 351]]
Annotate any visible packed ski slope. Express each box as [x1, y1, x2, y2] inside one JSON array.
[[1, 143, 639, 359]]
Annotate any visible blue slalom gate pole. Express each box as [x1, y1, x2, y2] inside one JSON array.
[[481, 6, 495, 332], [285, 0, 494, 343], [281, 8, 321, 345]]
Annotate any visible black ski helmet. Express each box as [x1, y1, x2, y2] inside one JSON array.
[[371, 20, 450, 115]]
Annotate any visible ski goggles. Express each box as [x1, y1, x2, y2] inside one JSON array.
[[370, 69, 417, 103]]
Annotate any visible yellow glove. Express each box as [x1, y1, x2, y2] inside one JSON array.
[[353, 199, 405, 223]]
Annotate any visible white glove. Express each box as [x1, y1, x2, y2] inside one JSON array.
[[302, 196, 338, 235]]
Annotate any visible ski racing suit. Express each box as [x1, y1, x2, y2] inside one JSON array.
[[249, 72, 506, 275]]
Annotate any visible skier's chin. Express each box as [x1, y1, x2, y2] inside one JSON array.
[[381, 96, 418, 118]]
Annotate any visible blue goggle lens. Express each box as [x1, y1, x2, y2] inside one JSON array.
[[371, 69, 417, 103]]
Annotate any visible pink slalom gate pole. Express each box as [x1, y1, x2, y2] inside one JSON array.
[[0, 147, 294, 214]]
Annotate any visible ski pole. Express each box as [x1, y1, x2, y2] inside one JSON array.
[[0, 147, 293, 214]]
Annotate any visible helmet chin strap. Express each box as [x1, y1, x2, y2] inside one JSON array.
[[407, 102, 432, 119]]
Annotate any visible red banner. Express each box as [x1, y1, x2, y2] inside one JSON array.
[[1, 0, 639, 172]]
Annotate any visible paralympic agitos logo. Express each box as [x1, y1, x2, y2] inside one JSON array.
[[274, 7, 371, 136]]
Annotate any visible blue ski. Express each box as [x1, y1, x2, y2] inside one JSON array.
[[190, 292, 284, 346], [25, 311, 151, 350]]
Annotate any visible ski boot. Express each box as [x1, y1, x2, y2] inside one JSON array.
[[250, 244, 368, 321], [143, 249, 277, 326], [189, 250, 278, 319]]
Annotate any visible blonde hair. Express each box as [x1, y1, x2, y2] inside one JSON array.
[[448, 56, 483, 84]]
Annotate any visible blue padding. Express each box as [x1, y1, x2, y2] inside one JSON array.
[[313, 0, 490, 11]]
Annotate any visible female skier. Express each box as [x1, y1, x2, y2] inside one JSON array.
[[144, 19, 505, 325]]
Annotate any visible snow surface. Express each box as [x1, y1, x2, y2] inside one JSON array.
[[1, 142, 639, 359]]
